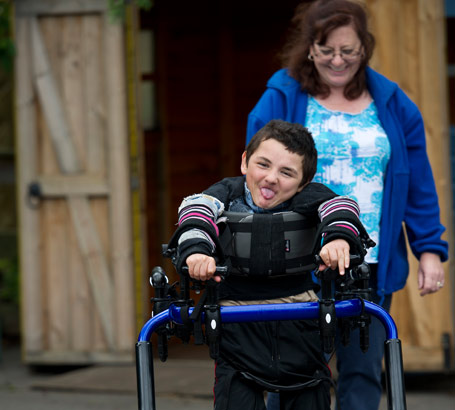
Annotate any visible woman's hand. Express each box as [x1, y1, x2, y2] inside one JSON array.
[[318, 239, 350, 275], [186, 254, 221, 282], [418, 252, 444, 296]]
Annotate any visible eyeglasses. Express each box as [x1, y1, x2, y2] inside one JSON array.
[[312, 44, 362, 63]]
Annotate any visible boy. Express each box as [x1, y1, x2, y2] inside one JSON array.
[[168, 120, 371, 410]]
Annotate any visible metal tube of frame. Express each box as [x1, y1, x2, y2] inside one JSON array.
[[136, 341, 156, 410], [164, 299, 398, 339], [384, 339, 407, 410], [136, 299, 404, 409]]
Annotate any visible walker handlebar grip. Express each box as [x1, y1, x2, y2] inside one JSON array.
[[180, 265, 228, 279], [314, 253, 363, 267], [181, 266, 228, 273]]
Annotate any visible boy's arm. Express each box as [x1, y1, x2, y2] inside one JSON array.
[[317, 196, 374, 268], [167, 194, 224, 277]]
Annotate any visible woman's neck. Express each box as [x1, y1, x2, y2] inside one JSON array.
[[315, 88, 372, 114]]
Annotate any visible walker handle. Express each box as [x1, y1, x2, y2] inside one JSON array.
[[314, 253, 363, 267], [180, 265, 228, 278]]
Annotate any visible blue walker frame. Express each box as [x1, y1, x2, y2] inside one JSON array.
[[136, 297, 407, 410]]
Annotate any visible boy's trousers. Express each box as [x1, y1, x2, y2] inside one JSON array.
[[214, 319, 331, 410]]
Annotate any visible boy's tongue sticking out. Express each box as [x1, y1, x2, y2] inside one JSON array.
[[261, 187, 275, 200]]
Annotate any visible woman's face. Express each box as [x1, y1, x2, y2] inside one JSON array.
[[310, 25, 363, 92]]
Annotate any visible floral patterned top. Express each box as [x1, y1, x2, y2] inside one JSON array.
[[305, 96, 391, 263]]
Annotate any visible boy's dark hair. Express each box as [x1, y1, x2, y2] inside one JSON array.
[[245, 119, 317, 186], [280, 0, 375, 100]]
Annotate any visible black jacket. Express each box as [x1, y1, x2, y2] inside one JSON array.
[[169, 176, 371, 301]]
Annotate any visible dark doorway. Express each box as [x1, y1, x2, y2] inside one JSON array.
[[139, 1, 306, 285]]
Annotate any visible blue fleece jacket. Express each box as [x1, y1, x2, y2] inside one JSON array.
[[246, 67, 448, 297]]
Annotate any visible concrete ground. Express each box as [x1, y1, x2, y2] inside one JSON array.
[[0, 342, 454, 410]]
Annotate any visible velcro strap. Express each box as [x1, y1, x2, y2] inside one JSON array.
[[189, 292, 207, 345], [249, 214, 272, 276], [271, 214, 285, 275], [180, 306, 191, 326]]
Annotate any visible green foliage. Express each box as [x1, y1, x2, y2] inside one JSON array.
[[108, 0, 153, 21], [0, 257, 18, 306], [0, 1, 14, 72]]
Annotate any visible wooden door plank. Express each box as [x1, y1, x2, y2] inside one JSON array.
[[105, 19, 135, 349], [68, 196, 115, 349], [365, 0, 401, 81], [62, 16, 87, 171], [35, 175, 109, 197], [90, 200, 112, 350], [83, 16, 105, 174], [402, 346, 447, 371], [31, 17, 81, 173], [61, 15, 97, 351], [44, 199, 71, 350], [68, 216, 92, 351], [83, 16, 111, 349], [396, 1, 419, 101], [15, 17, 44, 352]]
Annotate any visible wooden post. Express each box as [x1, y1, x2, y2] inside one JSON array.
[[15, 17, 43, 352]]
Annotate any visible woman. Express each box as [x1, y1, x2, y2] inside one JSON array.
[[246, 1, 449, 409]]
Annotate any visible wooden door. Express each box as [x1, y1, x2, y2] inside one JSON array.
[[15, 0, 135, 364], [365, 0, 454, 372]]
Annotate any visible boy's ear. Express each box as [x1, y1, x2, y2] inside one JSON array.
[[240, 151, 248, 175]]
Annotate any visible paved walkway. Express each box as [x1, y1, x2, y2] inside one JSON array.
[[1, 343, 454, 410]]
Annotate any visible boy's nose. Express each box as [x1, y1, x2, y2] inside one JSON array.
[[265, 171, 278, 184]]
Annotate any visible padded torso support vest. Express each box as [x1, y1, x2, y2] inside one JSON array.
[[220, 211, 318, 277]]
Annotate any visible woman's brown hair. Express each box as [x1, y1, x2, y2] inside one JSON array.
[[280, 0, 375, 100]]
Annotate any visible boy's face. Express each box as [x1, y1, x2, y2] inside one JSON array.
[[241, 138, 304, 209]]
